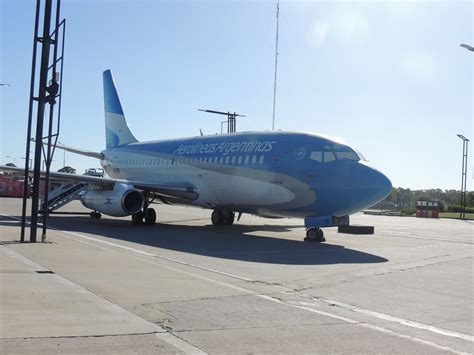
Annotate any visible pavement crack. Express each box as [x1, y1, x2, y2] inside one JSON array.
[[5, 331, 162, 341]]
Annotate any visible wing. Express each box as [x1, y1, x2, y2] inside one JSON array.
[[0, 165, 198, 201]]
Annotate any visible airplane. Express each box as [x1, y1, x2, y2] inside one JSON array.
[[1, 70, 392, 242]]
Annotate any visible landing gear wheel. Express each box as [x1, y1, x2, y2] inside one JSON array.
[[90, 211, 101, 219], [305, 228, 325, 242], [144, 208, 156, 225], [211, 210, 223, 225], [132, 211, 144, 225], [222, 211, 235, 225]]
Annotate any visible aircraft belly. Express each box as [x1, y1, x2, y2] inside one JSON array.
[[196, 172, 295, 207]]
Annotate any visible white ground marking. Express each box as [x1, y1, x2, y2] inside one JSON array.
[[1, 213, 470, 354], [155, 333, 207, 355], [259, 296, 469, 355], [316, 298, 474, 343]]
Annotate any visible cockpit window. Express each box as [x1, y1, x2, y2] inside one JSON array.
[[354, 148, 367, 161], [323, 151, 336, 162], [332, 144, 359, 161], [310, 143, 361, 163], [310, 151, 322, 162]]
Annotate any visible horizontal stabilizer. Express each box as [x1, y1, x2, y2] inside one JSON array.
[[54, 142, 103, 159], [32, 139, 103, 159]]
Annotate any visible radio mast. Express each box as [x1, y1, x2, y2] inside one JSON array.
[[271, 0, 280, 131]]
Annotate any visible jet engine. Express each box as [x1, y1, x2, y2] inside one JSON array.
[[80, 183, 144, 217]]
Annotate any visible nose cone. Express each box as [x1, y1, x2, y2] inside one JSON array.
[[371, 168, 392, 203], [333, 162, 393, 215]]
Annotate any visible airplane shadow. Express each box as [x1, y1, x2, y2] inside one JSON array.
[[0, 215, 388, 266]]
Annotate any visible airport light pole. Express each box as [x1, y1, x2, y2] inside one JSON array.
[[457, 46, 472, 220], [457, 134, 469, 220]]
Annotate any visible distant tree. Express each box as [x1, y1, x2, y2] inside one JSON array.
[[58, 166, 76, 174], [372, 187, 473, 210]]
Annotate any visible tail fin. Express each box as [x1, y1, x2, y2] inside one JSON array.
[[103, 70, 138, 148]]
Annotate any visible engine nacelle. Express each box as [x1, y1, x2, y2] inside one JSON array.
[[80, 183, 144, 217]]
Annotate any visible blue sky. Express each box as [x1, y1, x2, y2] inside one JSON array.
[[1, 0, 472, 190]]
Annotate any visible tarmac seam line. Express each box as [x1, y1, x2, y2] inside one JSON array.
[[1, 331, 160, 340]]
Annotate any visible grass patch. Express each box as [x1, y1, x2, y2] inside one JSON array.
[[439, 212, 474, 220]]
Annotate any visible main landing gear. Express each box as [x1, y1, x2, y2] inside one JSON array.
[[211, 209, 235, 226], [304, 227, 325, 242], [132, 193, 157, 225], [132, 208, 156, 225]]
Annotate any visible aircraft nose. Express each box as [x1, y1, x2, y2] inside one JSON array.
[[365, 164, 392, 203], [376, 170, 392, 200]]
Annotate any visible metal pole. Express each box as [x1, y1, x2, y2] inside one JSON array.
[[271, 0, 280, 131], [457, 134, 470, 220], [21, 0, 41, 243], [461, 140, 468, 219], [460, 140, 465, 219], [42, 0, 61, 241], [30, 0, 53, 243]]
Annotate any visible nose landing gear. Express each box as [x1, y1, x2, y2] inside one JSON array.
[[304, 227, 325, 242]]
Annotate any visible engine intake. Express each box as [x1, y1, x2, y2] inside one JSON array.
[[80, 183, 144, 217]]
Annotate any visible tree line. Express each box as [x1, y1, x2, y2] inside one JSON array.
[[374, 188, 474, 212]]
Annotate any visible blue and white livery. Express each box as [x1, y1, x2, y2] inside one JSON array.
[[4, 70, 392, 242]]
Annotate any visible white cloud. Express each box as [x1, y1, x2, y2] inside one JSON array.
[[306, 11, 369, 48], [400, 52, 441, 83]]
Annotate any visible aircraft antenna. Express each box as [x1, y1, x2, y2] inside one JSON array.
[[271, 0, 280, 131]]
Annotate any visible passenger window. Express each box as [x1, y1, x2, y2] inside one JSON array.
[[310, 151, 323, 162], [238, 156, 242, 164], [214, 157, 218, 164], [231, 156, 236, 164], [259, 155, 264, 164], [225, 156, 230, 164], [219, 156, 224, 164], [252, 156, 257, 164], [244, 156, 249, 164]]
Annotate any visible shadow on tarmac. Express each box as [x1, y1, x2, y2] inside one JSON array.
[[0, 216, 388, 265]]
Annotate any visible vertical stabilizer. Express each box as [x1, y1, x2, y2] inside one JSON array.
[[103, 70, 138, 148]]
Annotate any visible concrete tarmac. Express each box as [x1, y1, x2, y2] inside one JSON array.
[[0, 197, 472, 354]]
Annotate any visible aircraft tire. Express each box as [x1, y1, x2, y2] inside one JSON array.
[[222, 211, 235, 225], [211, 210, 223, 225], [132, 211, 144, 225], [305, 228, 325, 242], [144, 208, 156, 225], [90, 211, 101, 219]]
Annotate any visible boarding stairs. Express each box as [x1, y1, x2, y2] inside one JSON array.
[[40, 182, 88, 213]]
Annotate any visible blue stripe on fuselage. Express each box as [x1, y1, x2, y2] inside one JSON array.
[[116, 131, 338, 177]]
